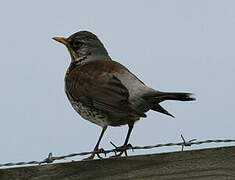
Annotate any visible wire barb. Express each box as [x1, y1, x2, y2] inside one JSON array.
[[1, 137, 235, 168], [39, 153, 55, 165], [180, 134, 197, 151]]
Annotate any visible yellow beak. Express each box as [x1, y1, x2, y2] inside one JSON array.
[[52, 37, 69, 46]]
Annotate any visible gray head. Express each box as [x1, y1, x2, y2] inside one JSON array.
[[53, 31, 111, 63]]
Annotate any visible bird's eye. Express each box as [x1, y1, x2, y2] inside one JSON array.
[[71, 41, 83, 51], [70, 41, 83, 52]]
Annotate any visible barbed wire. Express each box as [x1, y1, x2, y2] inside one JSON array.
[[1, 135, 235, 168]]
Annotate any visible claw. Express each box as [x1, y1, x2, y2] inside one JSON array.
[[96, 148, 105, 159], [110, 143, 133, 158], [83, 148, 105, 160]]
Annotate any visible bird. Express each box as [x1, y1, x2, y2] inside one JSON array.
[[52, 31, 195, 159]]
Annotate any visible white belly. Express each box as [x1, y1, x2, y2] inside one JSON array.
[[70, 101, 109, 127]]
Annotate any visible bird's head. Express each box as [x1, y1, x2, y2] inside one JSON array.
[[53, 31, 110, 63]]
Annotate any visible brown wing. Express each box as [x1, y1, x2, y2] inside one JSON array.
[[65, 60, 146, 117]]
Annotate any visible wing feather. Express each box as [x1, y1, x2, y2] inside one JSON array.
[[65, 60, 146, 117]]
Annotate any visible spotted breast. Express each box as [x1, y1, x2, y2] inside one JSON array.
[[64, 63, 109, 128]]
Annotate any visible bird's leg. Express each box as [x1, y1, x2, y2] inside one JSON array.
[[112, 123, 134, 157], [83, 126, 107, 160]]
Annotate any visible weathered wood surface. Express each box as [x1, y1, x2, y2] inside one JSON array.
[[1, 146, 235, 180]]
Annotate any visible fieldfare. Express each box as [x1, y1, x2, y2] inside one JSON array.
[[53, 31, 195, 159]]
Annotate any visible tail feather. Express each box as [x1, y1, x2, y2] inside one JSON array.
[[154, 92, 195, 102], [151, 104, 175, 118], [149, 91, 195, 117]]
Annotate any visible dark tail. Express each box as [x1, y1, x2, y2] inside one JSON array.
[[154, 92, 195, 102], [151, 104, 175, 118], [150, 92, 195, 117]]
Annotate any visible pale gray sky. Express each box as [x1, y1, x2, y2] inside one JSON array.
[[1, 0, 235, 166]]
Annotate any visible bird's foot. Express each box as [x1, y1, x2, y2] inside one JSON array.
[[83, 148, 106, 160], [110, 142, 133, 158]]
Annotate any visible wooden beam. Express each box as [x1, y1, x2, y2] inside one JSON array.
[[1, 146, 235, 180]]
